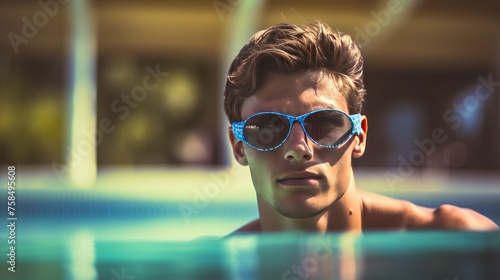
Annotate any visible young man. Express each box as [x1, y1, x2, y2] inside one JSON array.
[[223, 21, 498, 233]]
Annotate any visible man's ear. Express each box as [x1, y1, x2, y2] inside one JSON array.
[[352, 115, 368, 158], [228, 126, 249, 166]]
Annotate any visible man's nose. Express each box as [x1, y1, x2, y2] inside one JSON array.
[[283, 122, 313, 162]]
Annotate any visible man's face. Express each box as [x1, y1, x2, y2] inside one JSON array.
[[230, 70, 366, 219]]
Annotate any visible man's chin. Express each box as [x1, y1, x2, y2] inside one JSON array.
[[274, 203, 327, 219]]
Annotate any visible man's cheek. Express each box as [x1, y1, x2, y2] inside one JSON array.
[[249, 163, 272, 199], [322, 147, 351, 167], [248, 155, 275, 187], [245, 147, 275, 166], [243, 146, 260, 163]]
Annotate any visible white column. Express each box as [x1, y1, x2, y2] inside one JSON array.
[[219, 0, 264, 167], [68, 0, 97, 187]]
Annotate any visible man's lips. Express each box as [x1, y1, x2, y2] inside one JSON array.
[[276, 172, 323, 186]]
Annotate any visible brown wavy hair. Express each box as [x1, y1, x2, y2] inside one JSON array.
[[223, 20, 366, 123]]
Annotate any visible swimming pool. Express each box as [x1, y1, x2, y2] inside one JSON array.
[[0, 165, 500, 280], [4, 230, 500, 279], [2, 169, 499, 279]]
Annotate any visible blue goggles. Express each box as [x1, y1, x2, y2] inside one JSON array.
[[232, 108, 362, 152]]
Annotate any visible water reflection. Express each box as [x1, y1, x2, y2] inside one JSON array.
[[225, 233, 363, 279], [66, 231, 97, 280], [5, 231, 500, 279]]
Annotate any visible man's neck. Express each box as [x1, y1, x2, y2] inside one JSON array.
[[257, 170, 362, 233]]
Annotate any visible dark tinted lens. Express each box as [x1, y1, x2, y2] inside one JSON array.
[[304, 110, 352, 146], [244, 114, 289, 149]]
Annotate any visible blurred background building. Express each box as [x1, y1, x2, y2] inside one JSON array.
[[0, 0, 499, 185]]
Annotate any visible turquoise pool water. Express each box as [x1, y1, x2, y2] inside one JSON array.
[[2, 232, 500, 279], [1, 188, 499, 279]]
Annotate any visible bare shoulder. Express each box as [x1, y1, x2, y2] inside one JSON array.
[[359, 190, 414, 229], [359, 190, 499, 231], [417, 203, 499, 231], [227, 219, 261, 236]]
